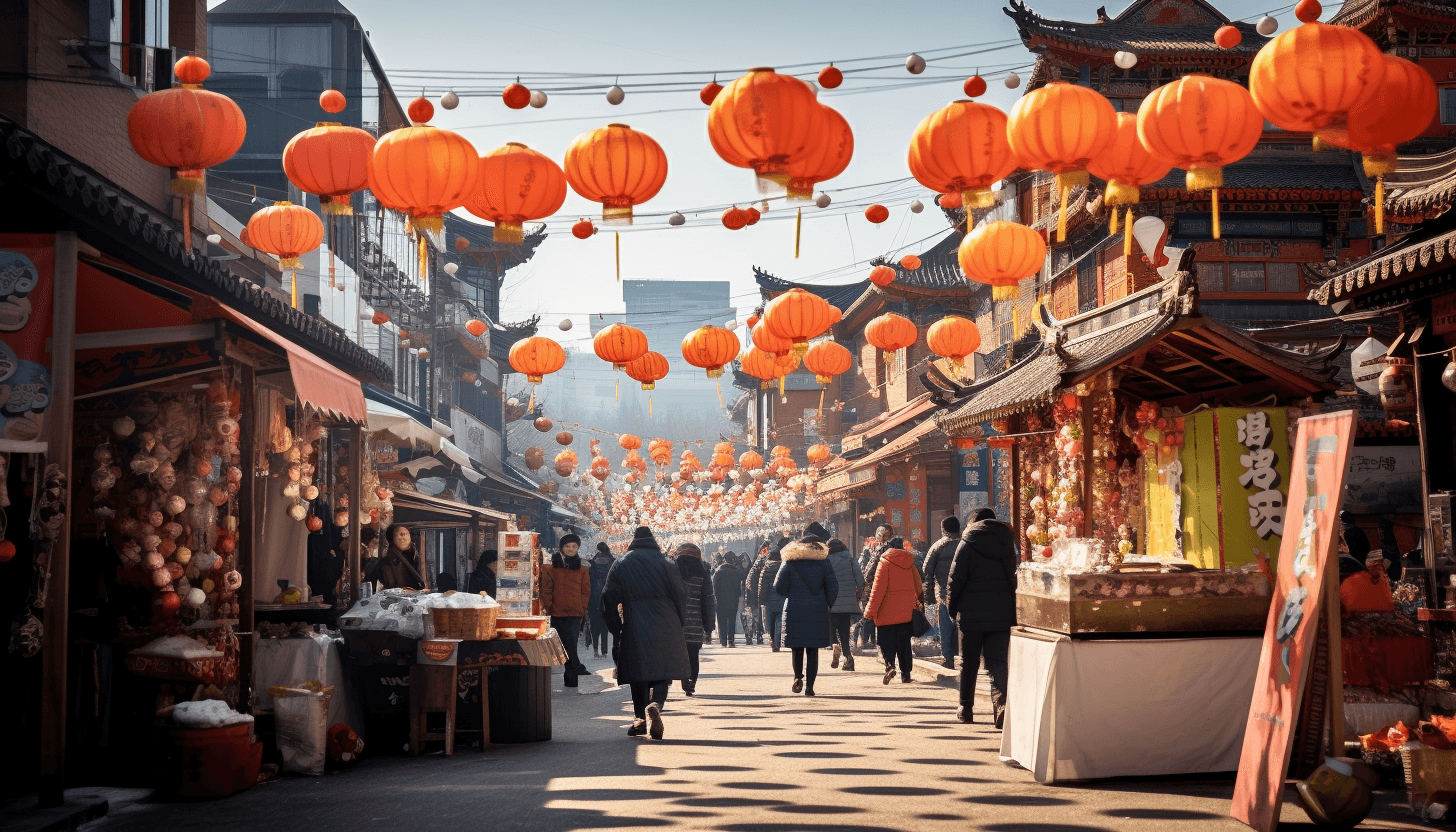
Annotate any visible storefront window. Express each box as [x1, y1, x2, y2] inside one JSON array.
[[1229, 262, 1266, 293], [1266, 262, 1301, 293], [1196, 262, 1227, 293]]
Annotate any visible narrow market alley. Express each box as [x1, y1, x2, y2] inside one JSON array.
[[79, 644, 1422, 832]]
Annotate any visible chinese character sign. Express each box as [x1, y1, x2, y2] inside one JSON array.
[[0, 237, 55, 453], [1232, 411, 1355, 832], [1177, 408, 1291, 570]]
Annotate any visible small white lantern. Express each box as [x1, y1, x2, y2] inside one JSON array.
[[529, 89, 548, 108], [814, 192, 831, 209], [440, 90, 460, 110], [668, 212, 685, 226], [905, 53, 926, 74], [1256, 15, 1278, 35], [1113, 51, 1138, 69], [606, 85, 625, 105], [909, 199, 924, 214], [1004, 72, 1021, 89]]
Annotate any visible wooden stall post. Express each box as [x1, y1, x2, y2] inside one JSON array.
[[39, 230, 78, 807], [238, 364, 257, 707], [347, 423, 363, 606]]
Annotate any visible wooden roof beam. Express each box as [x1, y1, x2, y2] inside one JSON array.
[[1124, 364, 1192, 396], [1159, 337, 1245, 386]]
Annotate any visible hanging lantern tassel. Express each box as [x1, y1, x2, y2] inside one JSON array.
[[615, 377, 620, 401], [779, 375, 786, 398], [818, 387, 825, 417], [1055, 171, 1085, 244], [418, 234, 428, 286], [527, 385, 536, 412], [1109, 203, 1118, 235], [716, 379, 724, 409], [649, 394, 653, 419], [1211, 188, 1221, 240], [1375, 177, 1385, 235], [615, 232, 621, 282], [1124, 209, 1134, 258], [290, 267, 298, 309], [328, 217, 337, 290], [795, 207, 802, 259]]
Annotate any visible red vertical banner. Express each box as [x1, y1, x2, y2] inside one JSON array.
[[0, 235, 56, 452], [1231, 410, 1356, 832]]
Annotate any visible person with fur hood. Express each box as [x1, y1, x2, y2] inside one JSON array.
[[670, 542, 715, 695], [757, 538, 788, 651], [865, 536, 925, 685], [602, 526, 690, 740], [540, 534, 592, 686], [825, 536, 864, 672], [773, 522, 839, 695]]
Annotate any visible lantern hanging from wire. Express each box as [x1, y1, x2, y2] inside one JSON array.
[[803, 340, 852, 414], [1086, 111, 1173, 241], [957, 220, 1046, 301], [1006, 82, 1118, 242], [908, 99, 1018, 225], [682, 326, 741, 378], [927, 316, 983, 374], [708, 67, 823, 192], [246, 201, 324, 309], [869, 265, 896, 287], [283, 100, 373, 215], [625, 350, 670, 418], [763, 287, 836, 355], [865, 312, 918, 379], [751, 322, 796, 358], [594, 322, 649, 370], [785, 104, 853, 201], [1136, 75, 1261, 239], [563, 123, 667, 224], [508, 336, 566, 410], [465, 142, 567, 244]]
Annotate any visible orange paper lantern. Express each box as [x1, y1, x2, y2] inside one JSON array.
[[594, 322, 649, 370], [739, 451, 764, 470], [865, 313, 917, 353], [803, 340, 852, 384], [722, 206, 748, 230], [807, 444, 832, 466], [900, 255, 922, 271], [572, 218, 595, 239], [127, 57, 246, 194], [1086, 112, 1174, 233], [927, 316, 982, 367], [869, 265, 896, 287], [743, 206, 761, 226], [751, 322, 795, 357], [773, 103, 854, 199], [319, 88, 346, 113], [739, 348, 791, 389], [763, 287, 835, 355], [406, 96, 434, 124], [1007, 82, 1117, 241], [1249, 16, 1386, 140], [963, 76, 987, 98], [619, 434, 642, 451], [369, 115, 478, 235], [247, 201, 324, 308], [1137, 75, 1262, 239], [818, 65, 843, 90], [371, 311, 390, 325], [700, 81, 723, 106], [465, 143, 568, 244], [465, 319, 487, 337], [564, 123, 668, 224], [708, 67, 822, 190], [681, 326, 741, 378], [1214, 25, 1242, 49], [508, 336, 566, 383], [865, 204, 890, 224], [625, 351, 669, 389], [283, 116, 374, 215], [908, 100, 1018, 214], [502, 82, 531, 110], [957, 220, 1046, 301]]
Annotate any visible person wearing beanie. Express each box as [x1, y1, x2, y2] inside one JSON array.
[[865, 536, 923, 685], [948, 508, 1018, 727], [775, 531, 838, 696], [588, 542, 616, 658], [757, 538, 789, 651], [712, 551, 746, 647], [602, 526, 690, 739], [670, 542, 715, 695], [825, 537, 864, 672], [921, 515, 963, 670], [541, 533, 591, 685], [464, 548, 498, 597]]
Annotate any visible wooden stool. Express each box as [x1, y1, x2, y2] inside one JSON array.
[[409, 663, 491, 756]]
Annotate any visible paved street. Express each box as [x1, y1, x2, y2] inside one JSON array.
[[88, 643, 1424, 832]]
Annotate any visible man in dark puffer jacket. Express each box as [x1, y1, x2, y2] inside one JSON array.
[[921, 515, 962, 669], [947, 508, 1019, 728]]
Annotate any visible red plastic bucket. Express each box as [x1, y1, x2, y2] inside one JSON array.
[[169, 723, 263, 798]]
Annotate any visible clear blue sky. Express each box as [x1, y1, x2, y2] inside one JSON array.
[[213, 0, 1304, 346]]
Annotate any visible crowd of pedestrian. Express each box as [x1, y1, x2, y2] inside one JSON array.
[[527, 505, 1019, 740]]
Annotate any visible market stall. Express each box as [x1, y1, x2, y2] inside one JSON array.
[[933, 264, 1343, 781]]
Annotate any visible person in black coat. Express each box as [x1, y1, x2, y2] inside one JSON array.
[[921, 515, 962, 669], [758, 538, 788, 651], [671, 542, 715, 695], [588, 542, 615, 657], [602, 526, 690, 740], [712, 553, 746, 647], [947, 508, 1019, 727], [745, 542, 771, 645], [774, 523, 838, 696], [464, 548, 498, 597]]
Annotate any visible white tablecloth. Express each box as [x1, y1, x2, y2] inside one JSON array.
[[1000, 627, 1262, 783], [251, 633, 358, 729]]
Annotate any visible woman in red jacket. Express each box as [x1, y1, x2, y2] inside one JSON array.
[[865, 537, 924, 685], [540, 534, 592, 686]]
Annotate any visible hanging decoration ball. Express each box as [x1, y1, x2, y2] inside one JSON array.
[[508, 336, 566, 383], [564, 123, 667, 224], [668, 212, 686, 226], [455, 236, 470, 250], [1442, 356, 1456, 393], [722, 206, 748, 230], [865, 312, 918, 353], [803, 341, 852, 384], [700, 81, 723, 106], [957, 220, 1046, 301], [909, 199, 924, 214], [440, 90, 459, 110], [764, 287, 836, 355], [502, 82, 531, 110], [900, 254, 922, 271], [1113, 51, 1138, 69], [320, 89, 346, 113], [0, 540, 15, 564], [534, 417, 553, 432], [818, 65, 843, 89], [593, 322, 649, 370], [814, 192, 832, 209], [1007, 82, 1117, 242], [909, 99, 1018, 215], [681, 325, 742, 378], [558, 318, 573, 331], [529, 89, 548, 109], [556, 431, 574, 446], [1256, 15, 1279, 35], [572, 218, 596, 239], [864, 204, 890, 224], [464, 142, 568, 244], [606, 85, 625, 105], [407, 96, 434, 124], [744, 206, 761, 226], [625, 350, 669, 389], [938, 191, 964, 209], [1295, 0, 1322, 21], [964, 75, 988, 98], [1249, 13, 1385, 141], [868, 264, 897, 287], [127, 56, 246, 194], [905, 53, 927, 74], [443, 262, 459, 276], [371, 311, 390, 325], [283, 116, 375, 215], [708, 67, 823, 192], [465, 319, 488, 337], [1214, 24, 1243, 49], [927, 315, 982, 367], [1003, 72, 1021, 89]]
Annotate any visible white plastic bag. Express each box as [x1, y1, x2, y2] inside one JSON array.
[[268, 683, 331, 775]]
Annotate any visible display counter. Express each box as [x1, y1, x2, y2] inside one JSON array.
[[1017, 562, 1273, 636], [1001, 626, 1262, 782]]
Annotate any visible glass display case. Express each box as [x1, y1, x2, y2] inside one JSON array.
[[495, 531, 540, 617]]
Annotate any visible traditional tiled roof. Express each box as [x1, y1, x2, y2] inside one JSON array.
[[1143, 162, 1364, 194], [0, 115, 391, 384], [491, 316, 541, 358], [936, 346, 1064, 434], [753, 268, 871, 310], [1006, 0, 1266, 57], [1380, 146, 1456, 223], [1329, 0, 1456, 30], [870, 232, 993, 306], [1307, 219, 1456, 305]]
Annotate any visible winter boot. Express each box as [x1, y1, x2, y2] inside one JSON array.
[[792, 677, 804, 694], [843, 655, 855, 672], [646, 702, 665, 740], [882, 664, 895, 685], [628, 719, 647, 737], [831, 643, 841, 669]]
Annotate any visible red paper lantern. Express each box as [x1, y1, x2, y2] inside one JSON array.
[[803, 341, 851, 384], [963, 75, 987, 98], [763, 287, 835, 355], [572, 218, 596, 239], [865, 204, 890, 224], [708, 67, 823, 189], [700, 81, 723, 106], [319, 89, 346, 113], [502, 82, 531, 109], [927, 316, 982, 367], [127, 57, 246, 193], [283, 117, 374, 215], [564, 123, 668, 224], [594, 322, 649, 369], [785, 105, 853, 200], [869, 265, 896, 287], [465, 143, 567, 244], [465, 320, 487, 337], [509, 337, 566, 383], [625, 351, 669, 389], [722, 207, 748, 230], [957, 220, 1045, 301], [908, 100, 1017, 214], [407, 96, 434, 124], [865, 313, 917, 353], [1214, 25, 1242, 49], [900, 255, 922, 271], [369, 109, 478, 235], [1007, 82, 1117, 241], [818, 65, 843, 89], [681, 326, 741, 378]]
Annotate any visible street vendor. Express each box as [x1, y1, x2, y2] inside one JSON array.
[[1340, 550, 1395, 615], [541, 534, 591, 685], [363, 523, 425, 591]]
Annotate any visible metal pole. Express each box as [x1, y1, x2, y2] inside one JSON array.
[[39, 230, 78, 807], [347, 423, 364, 606]]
